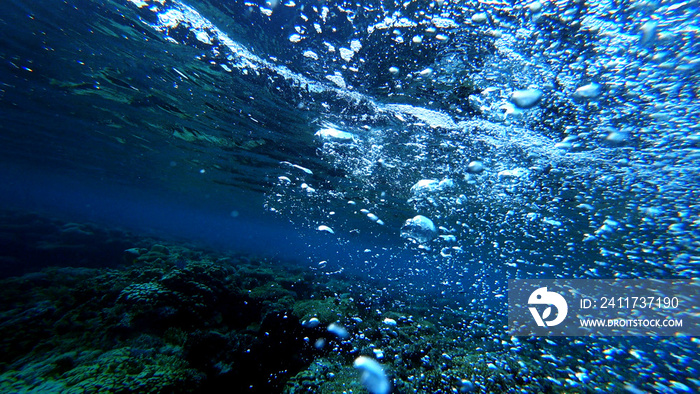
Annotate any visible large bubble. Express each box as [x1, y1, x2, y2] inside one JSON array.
[[400, 215, 437, 244]]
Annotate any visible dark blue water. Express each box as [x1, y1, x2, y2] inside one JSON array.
[[1, 0, 698, 392]]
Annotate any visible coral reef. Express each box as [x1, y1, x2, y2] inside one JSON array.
[[1, 214, 697, 393], [0, 237, 353, 392]]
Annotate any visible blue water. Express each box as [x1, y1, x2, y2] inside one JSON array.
[[1, 0, 699, 392]]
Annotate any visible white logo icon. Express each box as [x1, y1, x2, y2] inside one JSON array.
[[528, 287, 568, 327]]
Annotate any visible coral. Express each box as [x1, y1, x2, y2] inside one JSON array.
[[63, 348, 203, 393], [248, 281, 296, 301], [292, 294, 358, 324], [0, 237, 347, 393]]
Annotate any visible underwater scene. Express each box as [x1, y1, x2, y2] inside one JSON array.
[[1, 0, 699, 392]]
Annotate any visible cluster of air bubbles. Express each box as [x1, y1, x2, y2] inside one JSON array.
[[134, 0, 700, 297]]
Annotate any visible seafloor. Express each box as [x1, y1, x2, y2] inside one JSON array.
[[0, 210, 693, 393]]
